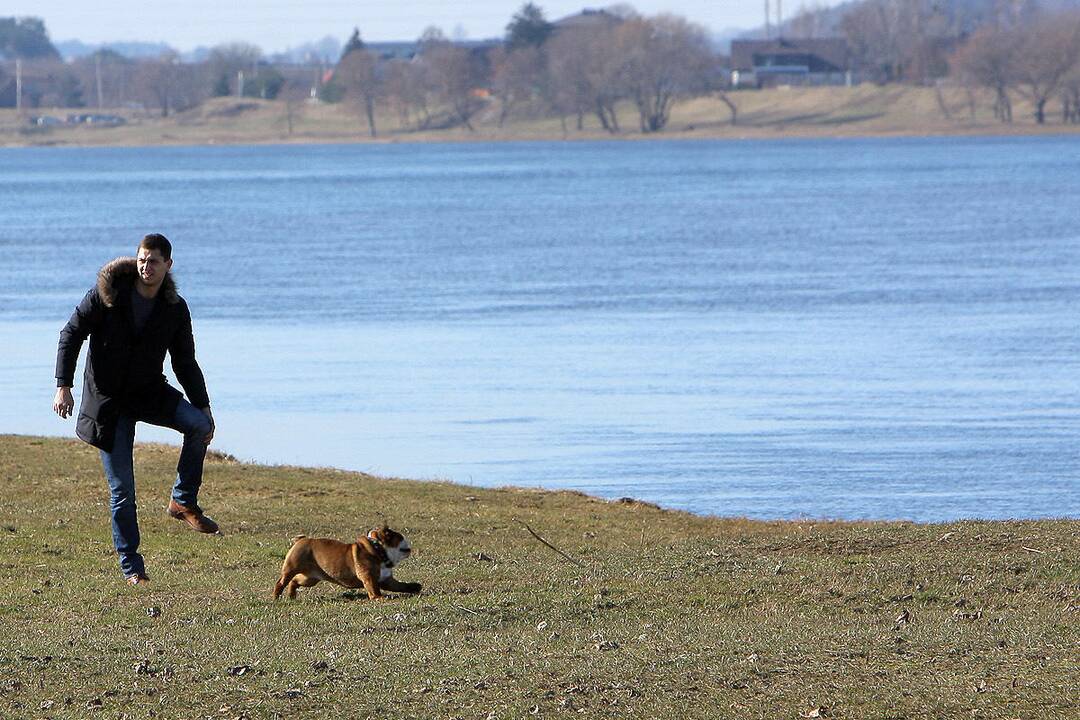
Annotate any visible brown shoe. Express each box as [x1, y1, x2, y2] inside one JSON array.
[[126, 574, 150, 587], [167, 499, 221, 534]]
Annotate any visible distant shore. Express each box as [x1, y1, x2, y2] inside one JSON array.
[[3, 84, 1080, 148]]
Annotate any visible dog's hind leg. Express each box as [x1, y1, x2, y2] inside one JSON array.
[[273, 571, 295, 600], [286, 573, 320, 599]]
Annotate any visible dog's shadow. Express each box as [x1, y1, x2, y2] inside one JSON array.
[[337, 591, 368, 602], [333, 590, 421, 602]]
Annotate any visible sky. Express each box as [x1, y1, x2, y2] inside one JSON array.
[[9, 1, 842, 52]]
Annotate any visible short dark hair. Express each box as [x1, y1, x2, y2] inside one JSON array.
[[139, 233, 172, 261]]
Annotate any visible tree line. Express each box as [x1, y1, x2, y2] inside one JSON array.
[[952, 5, 1080, 123], [4, 1, 1080, 130], [335, 6, 717, 137], [0, 41, 297, 115], [0, 4, 722, 135], [787, 0, 1080, 125]]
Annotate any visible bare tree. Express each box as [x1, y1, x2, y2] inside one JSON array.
[[19, 59, 85, 107], [588, 23, 628, 132], [547, 23, 626, 133], [207, 42, 263, 96], [842, 0, 952, 84], [1011, 11, 1080, 124], [277, 68, 315, 136], [420, 37, 485, 131], [382, 27, 458, 131], [842, 0, 906, 82], [546, 27, 596, 131], [418, 25, 448, 50], [490, 45, 542, 126], [384, 59, 417, 129], [133, 51, 200, 117], [788, 3, 833, 39], [988, 0, 1040, 31], [69, 50, 136, 108], [337, 47, 381, 137], [617, 14, 715, 133], [1062, 61, 1080, 124], [716, 89, 738, 125], [951, 25, 1018, 122], [705, 53, 738, 126], [384, 58, 440, 130]]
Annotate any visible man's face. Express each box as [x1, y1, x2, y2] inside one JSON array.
[[136, 248, 172, 288]]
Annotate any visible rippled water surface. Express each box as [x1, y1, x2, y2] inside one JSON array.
[[2, 137, 1078, 520]]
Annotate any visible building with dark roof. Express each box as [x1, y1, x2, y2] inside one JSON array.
[[729, 37, 853, 88]]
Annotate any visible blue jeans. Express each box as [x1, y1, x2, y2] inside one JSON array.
[[99, 399, 212, 578]]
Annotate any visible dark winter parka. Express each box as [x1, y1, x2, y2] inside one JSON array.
[[55, 257, 210, 452]]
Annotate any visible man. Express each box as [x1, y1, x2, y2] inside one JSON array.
[[53, 233, 220, 587]]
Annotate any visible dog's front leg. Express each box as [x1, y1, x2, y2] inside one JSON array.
[[380, 576, 422, 594], [360, 572, 385, 601]]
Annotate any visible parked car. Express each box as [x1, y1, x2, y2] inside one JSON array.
[[66, 113, 126, 126], [30, 115, 65, 126]]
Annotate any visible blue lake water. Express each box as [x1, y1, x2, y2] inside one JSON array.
[[1, 137, 1078, 521]]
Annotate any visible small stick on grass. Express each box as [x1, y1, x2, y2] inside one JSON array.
[[451, 603, 481, 615], [515, 519, 585, 567], [1021, 546, 1046, 554]]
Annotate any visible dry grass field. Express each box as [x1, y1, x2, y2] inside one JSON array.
[[0, 434, 1076, 719], [2, 84, 1079, 148]]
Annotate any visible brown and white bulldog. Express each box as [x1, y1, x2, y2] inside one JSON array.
[[272, 525, 421, 600]]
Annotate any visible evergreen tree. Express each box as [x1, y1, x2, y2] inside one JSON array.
[[0, 17, 61, 59], [341, 28, 365, 58], [505, 3, 553, 51], [58, 73, 84, 107], [213, 73, 231, 97]]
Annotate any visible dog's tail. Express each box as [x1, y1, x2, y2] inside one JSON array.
[[289, 534, 307, 545]]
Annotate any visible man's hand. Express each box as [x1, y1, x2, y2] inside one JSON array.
[[201, 407, 215, 445], [53, 387, 74, 419]]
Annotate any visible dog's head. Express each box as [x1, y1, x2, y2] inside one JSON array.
[[366, 525, 412, 568]]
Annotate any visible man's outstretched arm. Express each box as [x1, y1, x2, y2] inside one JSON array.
[[169, 299, 213, 444], [53, 288, 99, 419]]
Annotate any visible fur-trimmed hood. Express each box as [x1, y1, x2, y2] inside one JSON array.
[[97, 257, 179, 307]]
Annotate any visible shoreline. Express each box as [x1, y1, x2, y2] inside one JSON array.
[[6, 432, 1073, 525], [4, 85, 1080, 149], [4, 120, 1078, 151]]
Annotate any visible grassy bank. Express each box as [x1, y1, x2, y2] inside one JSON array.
[[0, 434, 1075, 719], [3, 85, 1080, 148]]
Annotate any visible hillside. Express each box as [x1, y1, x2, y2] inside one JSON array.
[[3, 84, 1079, 148], [0, 434, 1076, 719]]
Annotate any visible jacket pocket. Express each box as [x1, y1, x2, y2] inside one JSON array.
[[76, 412, 111, 451]]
